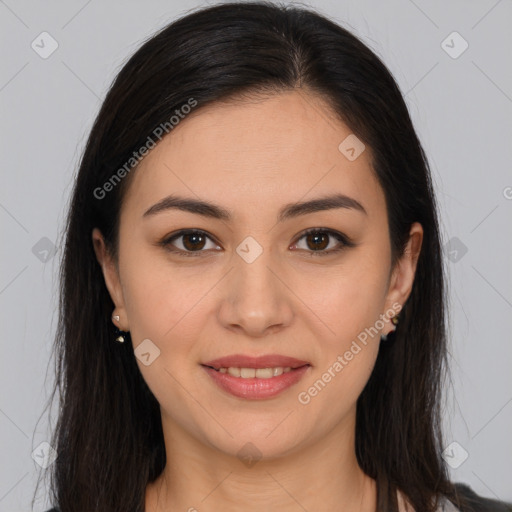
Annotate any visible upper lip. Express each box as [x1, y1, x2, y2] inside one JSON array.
[[202, 354, 311, 370]]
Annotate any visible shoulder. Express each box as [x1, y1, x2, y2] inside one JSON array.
[[399, 484, 512, 512], [444, 482, 512, 512]]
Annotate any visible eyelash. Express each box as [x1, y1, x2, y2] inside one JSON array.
[[159, 228, 355, 258]]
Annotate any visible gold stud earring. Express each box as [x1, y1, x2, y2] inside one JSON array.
[[381, 312, 400, 342]]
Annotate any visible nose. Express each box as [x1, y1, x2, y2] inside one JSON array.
[[217, 248, 294, 337]]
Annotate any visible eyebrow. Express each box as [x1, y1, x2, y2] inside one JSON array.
[[142, 193, 367, 222]]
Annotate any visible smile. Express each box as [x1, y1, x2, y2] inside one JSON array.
[[201, 364, 311, 399]]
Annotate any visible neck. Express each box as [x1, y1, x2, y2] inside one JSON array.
[[145, 412, 377, 512]]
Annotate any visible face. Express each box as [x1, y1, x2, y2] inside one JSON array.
[[93, 89, 422, 460]]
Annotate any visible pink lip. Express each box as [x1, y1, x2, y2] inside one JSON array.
[[202, 354, 310, 370], [201, 364, 311, 400]]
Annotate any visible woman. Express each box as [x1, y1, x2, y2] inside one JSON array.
[[38, 2, 511, 511]]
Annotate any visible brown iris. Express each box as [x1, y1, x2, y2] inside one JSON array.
[[305, 232, 329, 251], [182, 233, 207, 251]]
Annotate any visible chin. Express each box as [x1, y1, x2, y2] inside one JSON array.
[[197, 415, 308, 463]]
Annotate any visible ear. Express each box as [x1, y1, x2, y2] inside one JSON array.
[[382, 222, 423, 335], [92, 227, 130, 331]]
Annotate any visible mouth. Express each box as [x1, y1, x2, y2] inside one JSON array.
[[201, 364, 310, 379], [200, 355, 311, 399]]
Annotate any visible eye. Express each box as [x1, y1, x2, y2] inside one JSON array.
[[159, 227, 355, 258], [290, 228, 354, 256], [160, 229, 221, 257]]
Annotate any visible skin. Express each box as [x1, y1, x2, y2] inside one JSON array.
[[93, 89, 422, 512]]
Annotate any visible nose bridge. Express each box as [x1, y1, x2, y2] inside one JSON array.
[[236, 245, 277, 296], [217, 235, 293, 335]]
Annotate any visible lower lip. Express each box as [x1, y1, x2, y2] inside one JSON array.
[[201, 365, 311, 400]]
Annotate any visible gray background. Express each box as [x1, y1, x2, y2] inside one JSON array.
[[1, 0, 511, 510]]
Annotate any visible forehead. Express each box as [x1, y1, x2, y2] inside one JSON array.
[[122, 90, 385, 222]]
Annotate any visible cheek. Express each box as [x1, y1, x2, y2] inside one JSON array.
[[296, 296, 382, 430], [295, 342, 378, 446], [300, 257, 389, 339], [293, 259, 388, 410], [118, 241, 214, 341]]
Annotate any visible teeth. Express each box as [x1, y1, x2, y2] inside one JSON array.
[[220, 366, 293, 378]]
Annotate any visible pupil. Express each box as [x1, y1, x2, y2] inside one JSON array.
[[183, 233, 205, 251], [308, 232, 328, 251]]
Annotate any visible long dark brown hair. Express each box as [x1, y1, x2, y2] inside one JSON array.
[[35, 2, 475, 510]]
